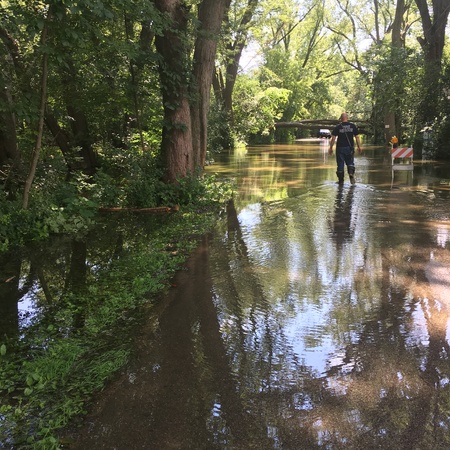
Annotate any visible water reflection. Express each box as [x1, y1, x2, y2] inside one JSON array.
[[208, 146, 450, 448], [4, 141, 450, 449], [330, 184, 356, 252]]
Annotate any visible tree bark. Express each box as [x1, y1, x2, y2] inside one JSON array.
[[0, 83, 20, 168], [190, 0, 231, 168], [383, 0, 406, 143], [415, 0, 450, 124], [219, 0, 258, 121], [415, 0, 449, 64], [0, 27, 21, 181], [153, 0, 194, 182], [58, 59, 98, 175], [23, 15, 50, 209], [44, 111, 74, 169], [66, 104, 97, 174], [392, 0, 405, 49]]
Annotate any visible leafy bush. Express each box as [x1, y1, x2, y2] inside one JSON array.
[[157, 172, 233, 210], [1, 142, 232, 252]]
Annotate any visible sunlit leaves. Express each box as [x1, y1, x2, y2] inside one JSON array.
[[233, 74, 292, 137]]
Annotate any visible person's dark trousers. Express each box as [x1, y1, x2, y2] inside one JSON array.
[[336, 146, 355, 182]]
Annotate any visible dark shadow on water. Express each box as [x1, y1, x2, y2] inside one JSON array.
[[330, 184, 356, 252]]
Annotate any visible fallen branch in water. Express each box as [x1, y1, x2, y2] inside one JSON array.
[[99, 205, 179, 214]]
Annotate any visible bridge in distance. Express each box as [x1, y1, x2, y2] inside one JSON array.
[[274, 119, 371, 134]]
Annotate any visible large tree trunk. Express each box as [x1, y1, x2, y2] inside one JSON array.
[[383, 0, 406, 144], [190, 0, 231, 168], [415, 0, 448, 63], [0, 84, 20, 168], [66, 104, 97, 174], [154, 0, 194, 182], [44, 111, 74, 168], [415, 0, 450, 124], [58, 60, 98, 175]]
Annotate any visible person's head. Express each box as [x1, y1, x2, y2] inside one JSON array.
[[340, 112, 348, 122]]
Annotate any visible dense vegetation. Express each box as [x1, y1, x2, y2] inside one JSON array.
[[0, 0, 449, 447], [0, 182, 231, 448], [0, 0, 449, 248]]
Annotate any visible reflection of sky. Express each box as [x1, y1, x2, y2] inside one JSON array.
[[283, 301, 334, 375], [436, 225, 449, 247], [235, 197, 362, 376], [17, 291, 39, 328], [233, 187, 449, 379], [237, 204, 261, 233], [408, 300, 430, 347], [227, 155, 450, 390]]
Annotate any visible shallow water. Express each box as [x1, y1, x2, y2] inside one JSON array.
[[72, 142, 450, 449], [7, 141, 450, 449]]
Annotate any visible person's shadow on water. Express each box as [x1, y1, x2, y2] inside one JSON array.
[[330, 184, 356, 253]]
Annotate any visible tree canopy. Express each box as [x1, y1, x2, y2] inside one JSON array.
[[0, 0, 449, 209]]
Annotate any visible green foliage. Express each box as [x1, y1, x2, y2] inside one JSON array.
[[158, 172, 233, 211], [207, 101, 235, 154], [366, 45, 424, 144], [0, 175, 232, 447], [0, 139, 233, 252], [93, 146, 163, 208], [432, 63, 450, 160], [233, 74, 292, 142], [92, 146, 227, 210]]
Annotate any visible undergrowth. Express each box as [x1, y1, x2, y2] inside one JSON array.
[[0, 148, 233, 448], [0, 206, 229, 449]]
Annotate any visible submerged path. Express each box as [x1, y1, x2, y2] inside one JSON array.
[[70, 142, 450, 449]]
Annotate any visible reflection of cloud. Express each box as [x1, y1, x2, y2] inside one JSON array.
[[436, 225, 449, 248], [18, 292, 39, 327], [284, 313, 333, 375]]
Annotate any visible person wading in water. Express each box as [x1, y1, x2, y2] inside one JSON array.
[[328, 112, 362, 184]]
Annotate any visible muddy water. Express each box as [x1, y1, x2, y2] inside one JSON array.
[[71, 142, 450, 449]]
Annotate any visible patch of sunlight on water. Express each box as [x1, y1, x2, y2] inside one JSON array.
[[409, 300, 430, 348]]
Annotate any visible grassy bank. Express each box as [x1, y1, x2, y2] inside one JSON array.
[[0, 176, 232, 449]]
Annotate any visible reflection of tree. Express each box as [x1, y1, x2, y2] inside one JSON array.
[[0, 252, 36, 338], [0, 254, 23, 338], [0, 217, 143, 341], [4, 147, 450, 448], [67, 239, 88, 328], [219, 188, 450, 449], [213, 200, 329, 444], [67, 184, 450, 448], [316, 195, 450, 449], [71, 234, 276, 448]]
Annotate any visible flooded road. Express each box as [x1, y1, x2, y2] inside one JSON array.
[[71, 141, 450, 449]]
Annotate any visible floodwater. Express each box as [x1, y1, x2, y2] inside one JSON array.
[[67, 141, 450, 449], [7, 140, 450, 449]]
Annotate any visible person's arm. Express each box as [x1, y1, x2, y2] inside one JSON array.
[[355, 135, 362, 153], [329, 136, 336, 155]]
